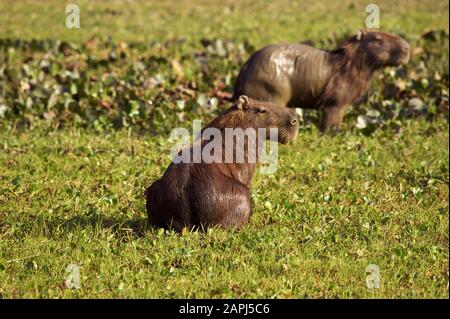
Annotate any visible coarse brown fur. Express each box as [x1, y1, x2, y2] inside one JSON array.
[[233, 30, 411, 132], [145, 96, 299, 232]]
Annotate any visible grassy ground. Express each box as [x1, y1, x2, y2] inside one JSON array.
[[0, 120, 448, 298], [0, 0, 448, 45], [0, 0, 449, 298]]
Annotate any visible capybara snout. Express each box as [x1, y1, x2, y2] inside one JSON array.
[[273, 108, 299, 144], [393, 38, 411, 65]]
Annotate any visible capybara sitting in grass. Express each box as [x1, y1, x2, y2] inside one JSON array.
[[145, 95, 299, 231], [233, 30, 411, 132]]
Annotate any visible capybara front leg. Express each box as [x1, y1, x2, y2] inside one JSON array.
[[321, 105, 347, 132]]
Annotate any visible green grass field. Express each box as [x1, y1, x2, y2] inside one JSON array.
[[0, 0, 448, 298]]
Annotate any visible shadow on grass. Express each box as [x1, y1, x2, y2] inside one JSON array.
[[44, 214, 149, 239]]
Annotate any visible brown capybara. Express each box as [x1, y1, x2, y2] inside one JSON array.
[[233, 30, 411, 132], [145, 95, 299, 232]]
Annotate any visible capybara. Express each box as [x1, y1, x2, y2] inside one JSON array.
[[145, 95, 299, 232], [233, 30, 411, 132]]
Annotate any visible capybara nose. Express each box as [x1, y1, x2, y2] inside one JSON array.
[[401, 39, 410, 54], [401, 41, 411, 63], [402, 43, 410, 53], [288, 114, 299, 126]]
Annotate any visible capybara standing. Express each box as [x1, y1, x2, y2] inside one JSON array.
[[233, 30, 410, 132], [145, 95, 299, 232]]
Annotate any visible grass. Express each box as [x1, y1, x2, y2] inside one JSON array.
[[0, 120, 448, 298], [0, 0, 448, 46], [0, 0, 449, 298]]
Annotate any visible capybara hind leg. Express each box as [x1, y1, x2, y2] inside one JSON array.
[[204, 188, 252, 229], [321, 106, 346, 132], [218, 192, 252, 229]]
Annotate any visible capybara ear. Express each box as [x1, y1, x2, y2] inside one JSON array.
[[356, 29, 367, 41], [237, 95, 250, 110]]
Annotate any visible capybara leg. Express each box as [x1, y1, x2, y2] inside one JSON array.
[[321, 105, 346, 132], [217, 191, 252, 229], [188, 174, 252, 229], [202, 185, 252, 229], [146, 180, 187, 232]]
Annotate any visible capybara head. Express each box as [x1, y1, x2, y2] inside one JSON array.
[[234, 95, 299, 144], [345, 30, 410, 67]]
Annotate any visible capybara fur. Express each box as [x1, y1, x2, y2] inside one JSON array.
[[145, 95, 299, 232], [233, 30, 411, 132]]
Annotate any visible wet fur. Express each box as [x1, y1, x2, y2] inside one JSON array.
[[233, 31, 411, 132]]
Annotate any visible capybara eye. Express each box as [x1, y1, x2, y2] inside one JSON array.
[[257, 108, 267, 113]]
